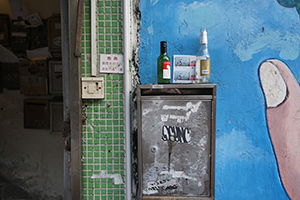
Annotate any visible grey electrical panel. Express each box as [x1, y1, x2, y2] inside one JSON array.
[[137, 84, 216, 200]]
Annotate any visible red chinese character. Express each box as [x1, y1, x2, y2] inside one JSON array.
[[114, 57, 118, 61], [107, 56, 111, 60]]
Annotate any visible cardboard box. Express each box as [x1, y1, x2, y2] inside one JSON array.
[[47, 15, 61, 53], [1, 62, 20, 90], [0, 64, 3, 93], [30, 20, 48, 49], [19, 59, 48, 95], [0, 14, 10, 47], [10, 23, 30, 53]]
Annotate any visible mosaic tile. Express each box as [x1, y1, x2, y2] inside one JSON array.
[[82, 0, 125, 198]]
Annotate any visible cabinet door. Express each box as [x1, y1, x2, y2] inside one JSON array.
[[141, 97, 212, 197]]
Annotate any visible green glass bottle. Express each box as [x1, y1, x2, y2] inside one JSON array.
[[157, 41, 171, 84]]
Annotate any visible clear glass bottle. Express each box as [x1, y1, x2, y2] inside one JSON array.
[[195, 28, 210, 83], [157, 41, 171, 84]]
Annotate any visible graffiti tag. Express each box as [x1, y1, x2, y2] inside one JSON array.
[[143, 179, 177, 194], [162, 125, 191, 143]]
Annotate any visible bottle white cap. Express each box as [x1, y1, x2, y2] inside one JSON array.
[[200, 28, 207, 44]]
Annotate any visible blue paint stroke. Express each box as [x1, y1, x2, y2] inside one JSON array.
[[150, 0, 159, 6], [147, 25, 154, 35], [177, 2, 217, 35], [234, 30, 300, 61], [217, 129, 259, 162], [216, 128, 289, 199]]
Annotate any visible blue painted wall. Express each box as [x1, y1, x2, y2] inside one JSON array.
[[139, 0, 300, 199]]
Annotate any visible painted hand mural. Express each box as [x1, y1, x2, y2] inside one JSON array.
[[259, 59, 300, 200]]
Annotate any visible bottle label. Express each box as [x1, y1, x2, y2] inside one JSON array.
[[200, 60, 210, 76], [163, 61, 171, 79]]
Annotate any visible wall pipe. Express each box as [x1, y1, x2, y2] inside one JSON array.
[[91, 0, 97, 76], [123, 0, 131, 199]]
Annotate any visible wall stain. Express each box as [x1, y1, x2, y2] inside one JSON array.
[[167, 140, 174, 171]]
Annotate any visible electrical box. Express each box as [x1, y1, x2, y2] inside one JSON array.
[[47, 15, 61, 54], [50, 100, 63, 134], [1, 62, 20, 90], [0, 14, 10, 47], [48, 60, 62, 95], [24, 99, 49, 129], [137, 84, 216, 200], [10, 23, 30, 53], [19, 59, 48, 95], [82, 77, 104, 99]]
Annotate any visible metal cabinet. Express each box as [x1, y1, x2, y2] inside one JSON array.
[[137, 84, 216, 199], [50, 100, 63, 133], [48, 60, 63, 95], [24, 99, 49, 129]]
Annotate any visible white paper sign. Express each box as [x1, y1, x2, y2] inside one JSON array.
[[172, 55, 196, 83], [99, 54, 124, 73], [8, 0, 29, 20]]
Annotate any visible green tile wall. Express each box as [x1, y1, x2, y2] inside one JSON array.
[[81, 1, 125, 199]]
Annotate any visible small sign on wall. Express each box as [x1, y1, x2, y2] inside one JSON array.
[[99, 54, 123, 74]]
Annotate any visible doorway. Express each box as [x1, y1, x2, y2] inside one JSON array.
[[0, 0, 64, 199]]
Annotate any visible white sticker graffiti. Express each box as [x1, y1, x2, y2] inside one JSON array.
[[159, 170, 197, 181], [143, 179, 177, 194], [91, 171, 123, 185], [161, 101, 202, 123]]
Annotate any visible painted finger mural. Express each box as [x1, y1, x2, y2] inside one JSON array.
[[259, 59, 300, 200]]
